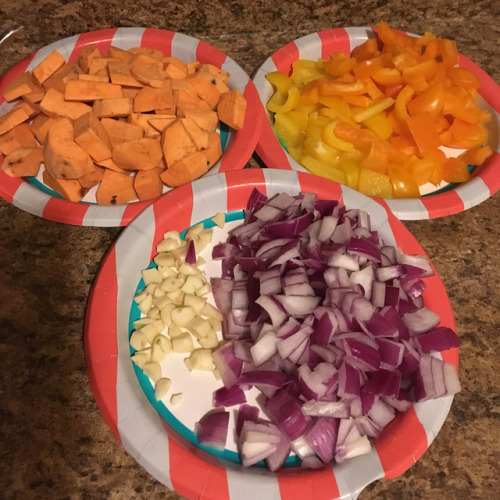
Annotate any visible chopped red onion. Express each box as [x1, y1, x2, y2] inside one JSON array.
[[195, 409, 229, 450]]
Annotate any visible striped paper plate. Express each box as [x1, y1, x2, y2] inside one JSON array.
[[0, 28, 262, 226], [85, 168, 459, 500], [252, 27, 500, 220]]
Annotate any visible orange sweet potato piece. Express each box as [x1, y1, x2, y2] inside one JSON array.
[[193, 70, 230, 94], [40, 88, 92, 120], [29, 114, 55, 143], [188, 76, 222, 109], [148, 114, 177, 133], [183, 107, 219, 133], [78, 163, 105, 189], [43, 117, 92, 179], [11, 99, 40, 119], [0, 107, 30, 135], [134, 167, 164, 201], [78, 73, 109, 83], [129, 47, 164, 62], [2, 72, 37, 102], [95, 158, 129, 174], [161, 119, 198, 167], [100, 118, 143, 146], [43, 169, 86, 202], [65, 80, 123, 101], [217, 90, 246, 130], [131, 64, 166, 88], [164, 63, 188, 80], [160, 151, 208, 187], [22, 82, 45, 103], [112, 137, 163, 171], [181, 116, 209, 149], [74, 111, 113, 162], [42, 61, 81, 93], [134, 81, 174, 113], [96, 169, 137, 205], [198, 64, 230, 84], [108, 46, 134, 63], [121, 87, 141, 99], [186, 61, 200, 75], [1, 146, 44, 177], [201, 132, 223, 169], [0, 123, 37, 155], [128, 113, 161, 139], [78, 45, 104, 73], [93, 97, 133, 118], [107, 61, 143, 87], [32, 50, 66, 86]]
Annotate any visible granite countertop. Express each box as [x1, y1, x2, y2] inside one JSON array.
[[0, 1, 498, 499]]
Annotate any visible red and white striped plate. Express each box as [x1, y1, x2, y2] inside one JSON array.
[[0, 28, 262, 226], [85, 168, 459, 500], [252, 27, 500, 220]]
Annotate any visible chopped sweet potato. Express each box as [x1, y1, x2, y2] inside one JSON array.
[[78, 73, 109, 83], [183, 107, 219, 133], [161, 119, 198, 167], [148, 114, 177, 133], [108, 46, 134, 63], [42, 61, 81, 93], [112, 137, 163, 171], [217, 90, 246, 130], [22, 82, 45, 104], [186, 61, 200, 75], [96, 169, 137, 205], [201, 132, 223, 169], [199, 64, 230, 84], [12, 99, 40, 119], [78, 163, 105, 189], [134, 81, 174, 113], [129, 47, 164, 62], [29, 114, 55, 143], [40, 88, 92, 120], [0, 107, 30, 135], [107, 61, 143, 87], [175, 88, 211, 116], [95, 157, 129, 174], [193, 70, 230, 94], [0, 123, 37, 155], [43, 169, 86, 202], [65, 80, 123, 101], [2, 72, 37, 102], [131, 64, 166, 88], [181, 116, 209, 149], [164, 63, 188, 80], [78, 45, 104, 73], [128, 112, 161, 139], [43, 117, 92, 179], [93, 97, 133, 118], [134, 166, 164, 201], [100, 117, 143, 146], [1, 146, 44, 177], [188, 76, 221, 109], [32, 50, 66, 86], [160, 151, 208, 187], [74, 111, 113, 162]]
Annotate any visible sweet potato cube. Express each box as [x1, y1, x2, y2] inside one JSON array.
[[121, 87, 141, 99], [0, 107, 30, 135], [181, 116, 209, 150], [43, 170, 86, 202], [100, 118, 143, 146], [93, 97, 133, 118], [175, 88, 211, 116], [148, 114, 177, 133], [43, 117, 92, 179], [164, 63, 188, 80], [0, 123, 37, 155], [134, 82, 174, 113], [40, 88, 92, 120], [74, 111, 113, 162], [42, 61, 81, 93], [161, 119, 198, 167], [107, 61, 142, 87], [95, 158, 129, 174], [160, 151, 208, 187], [201, 132, 223, 169], [1, 146, 44, 177], [188, 76, 222, 109], [129, 47, 164, 62], [186, 61, 200, 75], [78, 163, 105, 189], [78, 45, 104, 73], [2, 72, 37, 102], [78, 73, 109, 83], [112, 137, 163, 171], [194, 70, 230, 94], [96, 169, 137, 205], [198, 64, 230, 84], [134, 167, 164, 201], [32, 50, 66, 86], [108, 46, 134, 63], [30, 114, 55, 143], [183, 107, 219, 133], [131, 64, 166, 88], [217, 90, 246, 130], [22, 82, 45, 103], [128, 113, 161, 139], [12, 99, 40, 119], [65, 80, 123, 101]]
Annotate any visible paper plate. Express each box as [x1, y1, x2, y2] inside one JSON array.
[[252, 27, 500, 220], [0, 28, 262, 226], [85, 168, 459, 500]]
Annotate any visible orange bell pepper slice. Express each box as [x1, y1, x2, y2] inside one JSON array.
[[351, 38, 380, 62], [441, 157, 470, 183], [377, 21, 414, 50], [388, 165, 420, 198], [407, 82, 444, 118], [448, 67, 481, 89], [394, 84, 415, 123], [319, 79, 366, 96], [407, 112, 442, 153], [457, 145, 493, 166], [353, 56, 384, 80], [372, 68, 403, 86]]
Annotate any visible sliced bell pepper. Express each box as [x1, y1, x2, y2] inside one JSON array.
[[358, 167, 393, 197], [441, 157, 470, 183], [351, 38, 379, 62], [266, 71, 293, 95], [301, 154, 346, 184], [407, 112, 442, 153], [388, 165, 420, 197], [372, 68, 403, 86], [457, 145, 493, 166], [410, 157, 436, 186], [322, 121, 355, 152]]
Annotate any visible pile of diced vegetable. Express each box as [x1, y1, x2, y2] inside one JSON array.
[[266, 21, 493, 198], [130, 189, 461, 471]]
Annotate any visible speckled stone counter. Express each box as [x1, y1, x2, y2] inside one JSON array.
[[0, 1, 498, 499]]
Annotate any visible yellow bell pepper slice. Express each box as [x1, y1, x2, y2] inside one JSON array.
[[266, 86, 301, 114], [358, 168, 393, 197], [301, 154, 346, 184], [265, 71, 292, 95], [351, 97, 395, 123], [322, 121, 355, 152]]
